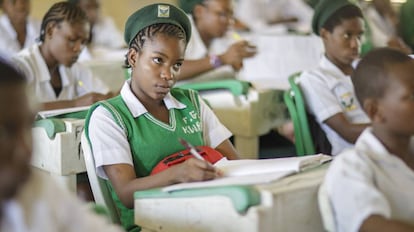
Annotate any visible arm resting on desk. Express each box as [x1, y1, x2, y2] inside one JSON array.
[[360, 215, 414, 232]]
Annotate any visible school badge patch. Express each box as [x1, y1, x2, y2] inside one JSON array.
[[158, 5, 170, 18]]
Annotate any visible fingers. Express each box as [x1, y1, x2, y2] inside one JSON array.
[[177, 158, 218, 182]]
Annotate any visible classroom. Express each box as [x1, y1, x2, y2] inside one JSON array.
[[0, 0, 413, 231]]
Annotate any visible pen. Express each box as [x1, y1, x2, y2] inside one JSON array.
[[178, 138, 205, 161]]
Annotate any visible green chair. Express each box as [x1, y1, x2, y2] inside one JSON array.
[[284, 72, 315, 156]]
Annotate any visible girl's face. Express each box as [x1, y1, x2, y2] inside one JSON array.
[[129, 33, 185, 103], [47, 21, 90, 67], [0, 84, 32, 202], [322, 17, 364, 69]]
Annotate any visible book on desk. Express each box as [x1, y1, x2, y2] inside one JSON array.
[[162, 154, 331, 192]]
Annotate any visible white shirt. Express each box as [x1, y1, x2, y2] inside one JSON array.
[[234, 0, 313, 33], [12, 44, 109, 103], [0, 172, 123, 232], [325, 128, 414, 232], [300, 56, 370, 155], [91, 16, 125, 49], [0, 15, 40, 55], [89, 80, 232, 179]]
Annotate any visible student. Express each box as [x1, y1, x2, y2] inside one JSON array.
[[86, 3, 240, 231], [68, 0, 125, 49], [364, 0, 411, 54], [300, 0, 370, 155], [0, 0, 40, 55], [324, 48, 414, 232], [12, 1, 112, 111], [234, 0, 314, 33], [0, 58, 123, 231], [177, 0, 256, 81]]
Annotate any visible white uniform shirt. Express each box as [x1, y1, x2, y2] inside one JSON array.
[[234, 0, 313, 33], [12, 44, 109, 103], [89, 79, 232, 179], [300, 55, 370, 155], [92, 16, 125, 49], [0, 15, 40, 55], [0, 172, 123, 232], [325, 128, 414, 232]]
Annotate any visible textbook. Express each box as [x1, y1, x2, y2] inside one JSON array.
[[162, 154, 331, 192]]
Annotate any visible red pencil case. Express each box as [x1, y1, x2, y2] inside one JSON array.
[[150, 146, 224, 175]]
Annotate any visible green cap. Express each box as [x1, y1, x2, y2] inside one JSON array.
[[124, 3, 192, 47], [178, 0, 204, 14], [312, 0, 355, 35]]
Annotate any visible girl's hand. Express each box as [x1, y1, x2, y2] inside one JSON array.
[[173, 158, 218, 183]]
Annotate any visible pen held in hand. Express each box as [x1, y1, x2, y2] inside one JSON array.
[[179, 138, 206, 161]]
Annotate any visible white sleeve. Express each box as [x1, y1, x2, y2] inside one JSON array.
[[299, 71, 343, 123], [73, 63, 110, 96], [199, 95, 232, 148], [88, 106, 133, 179], [325, 151, 391, 232]]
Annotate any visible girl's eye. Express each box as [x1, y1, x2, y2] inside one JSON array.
[[343, 33, 350, 40], [153, 57, 163, 64], [173, 62, 182, 70]]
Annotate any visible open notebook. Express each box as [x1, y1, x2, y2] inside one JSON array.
[[162, 154, 332, 192]]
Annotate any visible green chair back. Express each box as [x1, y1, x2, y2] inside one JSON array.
[[284, 72, 316, 156]]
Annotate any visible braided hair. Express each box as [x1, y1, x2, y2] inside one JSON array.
[[38, 1, 88, 42], [124, 23, 187, 68]]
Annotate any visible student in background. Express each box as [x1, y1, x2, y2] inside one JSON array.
[[300, 0, 370, 155], [0, 57, 123, 231], [86, 4, 239, 231], [12, 2, 112, 110], [325, 48, 414, 232], [68, 0, 125, 49], [234, 0, 314, 34], [363, 0, 411, 54], [177, 0, 256, 81], [0, 0, 40, 55]]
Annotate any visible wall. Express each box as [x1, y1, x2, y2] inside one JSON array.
[[31, 0, 178, 32]]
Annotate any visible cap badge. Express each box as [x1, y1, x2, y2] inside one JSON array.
[[158, 5, 170, 18]]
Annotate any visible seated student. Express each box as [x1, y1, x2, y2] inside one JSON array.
[[12, 1, 112, 111], [0, 57, 123, 231], [300, 0, 370, 155], [86, 3, 240, 231], [234, 0, 314, 33], [67, 0, 125, 49], [363, 0, 411, 54], [324, 48, 414, 232], [177, 0, 257, 81], [0, 0, 40, 55]]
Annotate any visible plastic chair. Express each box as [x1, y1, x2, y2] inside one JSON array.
[[284, 72, 316, 156], [318, 182, 336, 232], [80, 132, 121, 224]]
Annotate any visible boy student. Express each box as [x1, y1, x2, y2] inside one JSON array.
[[300, 0, 370, 155], [0, 58, 123, 231], [324, 48, 414, 232], [86, 3, 239, 231], [12, 2, 112, 111], [177, 0, 257, 81]]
